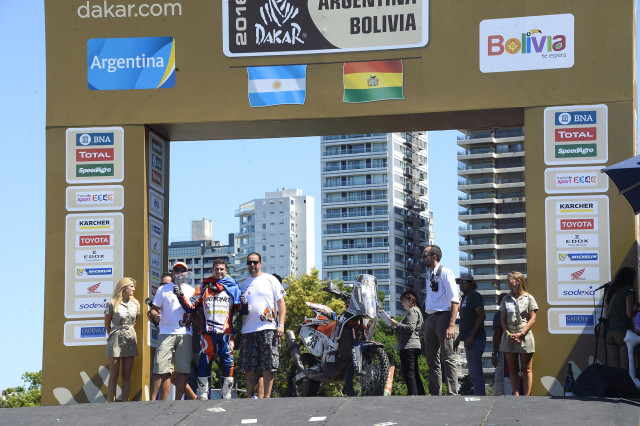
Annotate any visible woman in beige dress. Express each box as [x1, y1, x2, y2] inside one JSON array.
[[500, 271, 538, 396], [104, 277, 140, 402]]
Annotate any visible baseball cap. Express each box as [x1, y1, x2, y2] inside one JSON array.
[[455, 273, 475, 283], [172, 261, 188, 271]]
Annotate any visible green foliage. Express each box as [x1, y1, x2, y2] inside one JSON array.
[[0, 371, 42, 408]]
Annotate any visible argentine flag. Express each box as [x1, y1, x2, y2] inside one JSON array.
[[247, 65, 307, 107]]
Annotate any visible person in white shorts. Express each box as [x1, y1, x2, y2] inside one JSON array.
[[148, 262, 195, 400]]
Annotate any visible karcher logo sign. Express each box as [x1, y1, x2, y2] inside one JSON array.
[[557, 202, 596, 214]]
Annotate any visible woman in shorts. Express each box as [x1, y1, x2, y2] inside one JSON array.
[[104, 277, 140, 402]]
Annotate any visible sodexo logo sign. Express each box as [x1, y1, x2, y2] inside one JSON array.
[[87, 36, 175, 90], [479, 14, 574, 73]]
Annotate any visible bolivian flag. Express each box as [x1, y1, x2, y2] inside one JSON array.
[[343, 60, 404, 103]]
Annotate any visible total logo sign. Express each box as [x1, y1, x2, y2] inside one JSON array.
[[479, 14, 574, 73], [76, 148, 114, 162], [76, 249, 114, 263], [557, 267, 600, 282], [557, 218, 597, 231], [75, 297, 109, 312], [555, 127, 597, 142], [557, 233, 598, 248], [76, 234, 113, 247], [557, 252, 599, 264], [75, 280, 114, 296]]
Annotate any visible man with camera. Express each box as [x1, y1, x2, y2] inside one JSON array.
[[422, 245, 459, 395]]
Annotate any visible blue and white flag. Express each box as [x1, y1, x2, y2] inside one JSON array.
[[247, 65, 307, 107]]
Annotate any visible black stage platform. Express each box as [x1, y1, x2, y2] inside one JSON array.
[[2, 396, 639, 426]]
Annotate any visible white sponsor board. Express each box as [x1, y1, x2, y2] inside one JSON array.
[[149, 189, 164, 219], [544, 167, 608, 194], [545, 195, 610, 305], [63, 320, 108, 346], [66, 127, 124, 184], [66, 185, 124, 211], [66, 213, 123, 318], [479, 14, 574, 73], [547, 308, 596, 334]]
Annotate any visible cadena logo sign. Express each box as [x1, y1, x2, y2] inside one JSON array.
[[480, 14, 574, 73]]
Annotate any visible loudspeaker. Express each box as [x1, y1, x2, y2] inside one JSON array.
[[573, 364, 640, 398]]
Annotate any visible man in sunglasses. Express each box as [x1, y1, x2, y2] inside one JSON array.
[[148, 262, 195, 400], [239, 252, 286, 398], [422, 245, 459, 395]]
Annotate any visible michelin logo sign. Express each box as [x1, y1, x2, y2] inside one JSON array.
[[87, 36, 176, 90]]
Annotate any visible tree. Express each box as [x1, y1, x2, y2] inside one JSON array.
[[0, 371, 42, 408]]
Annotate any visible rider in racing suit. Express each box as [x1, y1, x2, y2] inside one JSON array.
[[174, 259, 247, 399]]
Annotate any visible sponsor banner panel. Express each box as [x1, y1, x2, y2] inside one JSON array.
[[63, 320, 108, 346], [149, 189, 164, 219], [479, 14, 574, 73], [544, 167, 608, 194], [65, 213, 124, 318], [545, 196, 610, 305], [66, 185, 124, 211], [148, 132, 166, 193], [548, 308, 596, 334], [544, 105, 608, 165], [66, 127, 124, 183], [222, 0, 429, 57]]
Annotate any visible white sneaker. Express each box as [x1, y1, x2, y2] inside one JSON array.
[[221, 377, 234, 399], [197, 376, 209, 400]]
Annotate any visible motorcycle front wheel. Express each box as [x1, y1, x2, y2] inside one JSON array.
[[287, 353, 321, 397], [344, 346, 390, 396]]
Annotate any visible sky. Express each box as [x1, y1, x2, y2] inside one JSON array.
[[0, 1, 636, 391]]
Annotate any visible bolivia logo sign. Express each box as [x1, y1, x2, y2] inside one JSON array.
[[479, 14, 574, 73], [87, 36, 176, 90]]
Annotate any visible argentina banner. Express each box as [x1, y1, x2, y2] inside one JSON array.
[[247, 65, 307, 107], [87, 36, 176, 90]]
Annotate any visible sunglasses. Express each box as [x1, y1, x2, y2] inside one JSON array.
[[247, 260, 260, 266], [173, 268, 187, 273]]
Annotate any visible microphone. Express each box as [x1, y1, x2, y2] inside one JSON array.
[[594, 282, 611, 291]]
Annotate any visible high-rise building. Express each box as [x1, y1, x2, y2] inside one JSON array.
[[191, 218, 213, 241], [457, 126, 527, 381], [320, 133, 433, 316], [234, 188, 315, 283]]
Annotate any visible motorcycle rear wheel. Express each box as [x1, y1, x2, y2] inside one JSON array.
[[344, 346, 390, 396], [288, 353, 321, 397]]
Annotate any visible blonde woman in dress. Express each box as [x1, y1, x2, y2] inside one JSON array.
[[104, 277, 140, 402], [499, 271, 538, 396]]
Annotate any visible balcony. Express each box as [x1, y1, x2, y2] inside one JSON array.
[[323, 242, 390, 250], [322, 147, 387, 157], [323, 225, 390, 235], [323, 193, 388, 204], [323, 258, 390, 267], [324, 211, 389, 220], [323, 179, 387, 188], [323, 164, 387, 172]]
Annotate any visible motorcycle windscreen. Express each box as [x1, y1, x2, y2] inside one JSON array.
[[358, 280, 379, 319]]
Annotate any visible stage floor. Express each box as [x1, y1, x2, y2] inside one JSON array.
[[2, 395, 640, 425]]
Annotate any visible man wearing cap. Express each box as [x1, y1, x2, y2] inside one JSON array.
[[453, 273, 486, 395], [148, 262, 195, 400], [422, 245, 459, 395]]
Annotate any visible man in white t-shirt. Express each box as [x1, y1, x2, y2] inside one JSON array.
[[423, 245, 459, 396], [239, 252, 286, 398], [148, 262, 195, 400]]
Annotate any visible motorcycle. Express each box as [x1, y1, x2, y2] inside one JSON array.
[[285, 274, 390, 396]]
